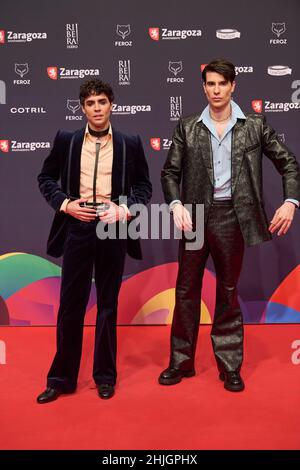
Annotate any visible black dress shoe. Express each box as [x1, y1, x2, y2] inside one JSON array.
[[37, 387, 61, 404], [219, 371, 245, 392], [158, 367, 195, 385], [97, 384, 115, 399]]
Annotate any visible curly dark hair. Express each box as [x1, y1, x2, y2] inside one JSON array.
[[202, 58, 236, 83], [79, 79, 114, 105]]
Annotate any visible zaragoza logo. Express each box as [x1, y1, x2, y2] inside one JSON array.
[[150, 138, 161, 151], [0, 140, 9, 152], [252, 100, 263, 113]]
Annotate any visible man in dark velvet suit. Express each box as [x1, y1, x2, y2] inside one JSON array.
[[37, 79, 152, 402], [159, 59, 300, 391]]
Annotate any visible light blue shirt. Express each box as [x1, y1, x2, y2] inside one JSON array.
[[197, 100, 245, 200]]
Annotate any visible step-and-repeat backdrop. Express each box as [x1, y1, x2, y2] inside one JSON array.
[[1, 0, 300, 325]]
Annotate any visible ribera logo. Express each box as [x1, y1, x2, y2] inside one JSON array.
[[47, 66, 100, 80], [149, 27, 201, 41], [0, 139, 50, 152], [10, 106, 46, 114], [112, 103, 151, 115], [270, 22, 287, 45], [216, 28, 241, 39], [115, 24, 132, 46], [14, 63, 30, 85], [119, 60, 131, 85], [66, 23, 79, 49], [170, 96, 182, 121], [0, 80, 6, 104], [252, 98, 300, 113], [0, 29, 47, 43], [150, 137, 171, 151], [267, 65, 292, 76], [167, 61, 184, 84], [66, 99, 83, 121]]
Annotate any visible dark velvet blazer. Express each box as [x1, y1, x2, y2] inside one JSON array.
[[38, 127, 152, 258]]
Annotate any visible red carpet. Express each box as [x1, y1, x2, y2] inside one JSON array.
[[0, 325, 299, 450]]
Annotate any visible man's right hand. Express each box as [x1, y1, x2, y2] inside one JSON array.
[[172, 203, 193, 231], [65, 198, 97, 222]]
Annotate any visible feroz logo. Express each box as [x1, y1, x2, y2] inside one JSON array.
[[169, 61, 182, 76], [47, 67, 58, 80], [0, 140, 9, 152], [115, 25, 132, 46], [272, 22, 286, 37], [119, 60, 131, 85], [278, 133, 285, 143], [291, 340, 300, 365], [0, 80, 6, 104], [267, 65, 292, 76], [117, 24, 131, 39], [0, 340, 6, 365], [216, 28, 241, 39], [67, 99, 80, 114], [66, 23, 79, 49], [66, 99, 82, 121], [15, 63, 29, 78], [0, 30, 5, 43], [270, 22, 287, 45], [150, 138, 161, 151], [170, 96, 182, 121], [252, 100, 263, 113], [167, 61, 184, 84], [149, 27, 159, 41]]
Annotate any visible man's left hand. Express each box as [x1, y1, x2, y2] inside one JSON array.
[[269, 201, 296, 236], [98, 201, 126, 224]]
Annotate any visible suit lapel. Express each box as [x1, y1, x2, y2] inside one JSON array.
[[231, 119, 247, 195], [111, 128, 124, 201], [69, 128, 85, 199], [195, 122, 214, 186]]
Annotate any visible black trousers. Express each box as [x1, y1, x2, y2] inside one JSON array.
[[170, 200, 245, 373], [47, 219, 127, 391]]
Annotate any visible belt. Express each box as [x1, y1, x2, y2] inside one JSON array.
[[212, 199, 232, 205]]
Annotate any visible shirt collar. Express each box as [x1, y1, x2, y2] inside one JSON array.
[[197, 100, 246, 123]]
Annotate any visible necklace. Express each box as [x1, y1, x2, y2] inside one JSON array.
[[88, 125, 110, 138], [209, 112, 231, 123]]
